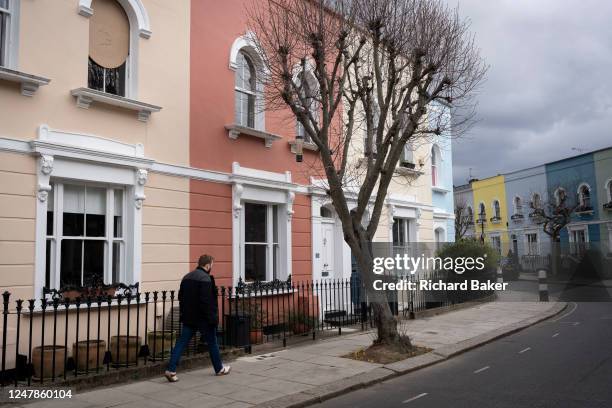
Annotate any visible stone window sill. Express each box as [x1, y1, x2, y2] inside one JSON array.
[[225, 124, 282, 148], [0, 66, 50, 96], [288, 140, 318, 153], [70, 87, 162, 122]]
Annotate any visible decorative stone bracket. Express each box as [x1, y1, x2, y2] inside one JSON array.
[[287, 191, 295, 221], [37, 155, 54, 202], [134, 169, 148, 209], [233, 184, 244, 218]]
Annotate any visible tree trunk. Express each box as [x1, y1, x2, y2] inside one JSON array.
[[371, 302, 400, 345], [551, 236, 560, 277], [354, 239, 404, 346]]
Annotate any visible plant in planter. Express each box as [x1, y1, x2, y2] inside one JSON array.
[[237, 300, 265, 344], [292, 310, 315, 335]]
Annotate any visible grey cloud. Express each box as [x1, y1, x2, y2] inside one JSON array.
[[450, 0, 612, 184]]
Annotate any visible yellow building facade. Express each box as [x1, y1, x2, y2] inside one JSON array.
[[472, 175, 510, 255]]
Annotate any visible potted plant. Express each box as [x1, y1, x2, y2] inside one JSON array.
[[292, 310, 314, 335], [236, 299, 265, 344]]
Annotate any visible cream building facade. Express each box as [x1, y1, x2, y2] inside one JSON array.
[[0, 0, 191, 301]]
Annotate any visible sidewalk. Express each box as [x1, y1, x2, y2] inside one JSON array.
[[22, 301, 564, 408]]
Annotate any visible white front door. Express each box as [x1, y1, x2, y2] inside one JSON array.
[[321, 222, 335, 278]]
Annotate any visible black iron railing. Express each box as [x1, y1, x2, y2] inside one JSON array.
[[0, 276, 493, 386]]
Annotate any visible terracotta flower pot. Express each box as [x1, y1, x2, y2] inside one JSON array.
[[110, 335, 141, 366], [249, 330, 263, 345], [72, 340, 105, 372], [32, 345, 66, 379], [147, 330, 175, 359]]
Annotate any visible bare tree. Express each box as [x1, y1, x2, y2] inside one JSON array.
[[455, 199, 473, 240], [247, 0, 486, 345], [529, 185, 581, 275]]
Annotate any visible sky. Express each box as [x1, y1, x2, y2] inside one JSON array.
[[450, 0, 612, 185]]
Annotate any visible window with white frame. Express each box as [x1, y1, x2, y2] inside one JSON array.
[[531, 193, 541, 210], [490, 235, 501, 255], [526, 233, 538, 255], [431, 144, 440, 186], [88, 0, 130, 96], [392, 218, 409, 247], [0, 0, 15, 67], [607, 180, 612, 203], [45, 182, 126, 289], [578, 184, 591, 209], [554, 187, 566, 206], [492, 200, 501, 221], [466, 206, 473, 224], [296, 70, 319, 144], [514, 196, 522, 216], [235, 50, 257, 128], [244, 202, 279, 282], [478, 202, 486, 222]]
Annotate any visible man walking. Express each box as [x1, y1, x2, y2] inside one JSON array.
[[165, 255, 230, 381]]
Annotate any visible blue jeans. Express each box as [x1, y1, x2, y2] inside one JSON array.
[[167, 323, 223, 373]]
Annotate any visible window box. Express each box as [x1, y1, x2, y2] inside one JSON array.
[[70, 87, 162, 122], [288, 139, 318, 153], [511, 213, 524, 221], [490, 216, 502, 224], [225, 124, 282, 148], [399, 161, 416, 169], [431, 186, 451, 194], [575, 206, 594, 216], [604, 202, 612, 211], [395, 165, 424, 177], [0, 66, 50, 96]]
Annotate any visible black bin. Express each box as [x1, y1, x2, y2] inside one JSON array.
[[224, 312, 251, 347]]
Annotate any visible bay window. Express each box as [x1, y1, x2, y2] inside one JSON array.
[[45, 182, 127, 289]]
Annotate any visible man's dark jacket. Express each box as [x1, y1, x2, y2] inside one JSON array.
[[178, 266, 218, 327]]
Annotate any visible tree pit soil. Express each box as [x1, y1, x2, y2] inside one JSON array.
[[343, 343, 432, 364]]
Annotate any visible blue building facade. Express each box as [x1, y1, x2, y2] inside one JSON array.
[[545, 153, 600, 248], [431, 102, 455, 242]]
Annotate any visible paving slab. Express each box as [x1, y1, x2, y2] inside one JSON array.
[[58, 301, 564, 408]]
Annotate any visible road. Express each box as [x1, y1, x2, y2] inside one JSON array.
[[316, 286, 612, 408]]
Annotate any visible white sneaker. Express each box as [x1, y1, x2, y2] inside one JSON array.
[[164, 370, 178, 382], [216, 365, 231, 376]]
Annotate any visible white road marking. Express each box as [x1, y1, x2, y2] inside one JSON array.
[[519, 347, 531, 354], [402, 393, 428, 404], [573, 322, 580, 326], [550, 302, 578, 322], [552, 333, 560, 338], [473, 366, 490, 374]]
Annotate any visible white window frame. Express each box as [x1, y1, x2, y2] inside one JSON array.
[[568, 225, 589, 255], [229, 34, 266, 131], [514, 196, 523, 216], [392, 217, 410, 248], [242, 202, 279, 282], [490, 234, 502, 255], [32, 124, 151, 298], [606, 179, 612, 203], [478, 202, 486, 222], [235, 50, 257, 128], [46, 182, 128, 289], [525, 232, 539, 255], [577, 183, 591, 208], [431, 144, 441, 187], [0, 0, 19, 69], [81, 0, 153, 99], [492, 200, 501, 219], [231, 163, 293, 286]]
